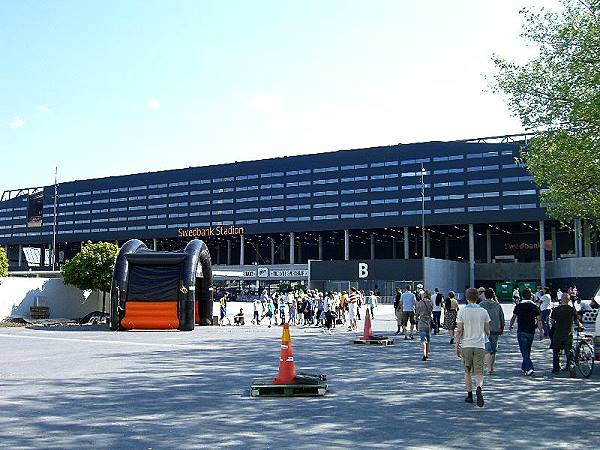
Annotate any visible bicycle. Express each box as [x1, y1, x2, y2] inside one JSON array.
[[573, 326, 595, 378]]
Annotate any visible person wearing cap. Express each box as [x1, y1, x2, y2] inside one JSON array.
[[550, 293, 582, 376], [456, 287, 491, 407]]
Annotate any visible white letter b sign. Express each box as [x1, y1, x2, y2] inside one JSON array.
[[358, 262, 369, 279]]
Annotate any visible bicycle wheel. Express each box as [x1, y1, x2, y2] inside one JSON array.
[[575, 341, 595, 378]]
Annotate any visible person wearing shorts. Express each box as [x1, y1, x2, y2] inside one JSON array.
[[456, 288, 491, 408], [415, 291, 433, 361], [400, 285, 416, 339], [479, 288, 505, 374]]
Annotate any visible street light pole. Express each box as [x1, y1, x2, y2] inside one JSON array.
[[420, 163, 426, 287], [52, 166, 58, 271]]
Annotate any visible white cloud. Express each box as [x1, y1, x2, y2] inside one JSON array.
[[244, 92, 285, 114], [8, 119, 25, 129], [35, 105, 50, 112], [147, 98, 161, 110]]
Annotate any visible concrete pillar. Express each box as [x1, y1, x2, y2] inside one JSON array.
[[370, 233, 375, 260], [297, 240, 302, 263], [344, 230, 350, 260], [574, 219, 583, 257], [425, 231, 431, 257], [227, 240, 231, 265], [584, 222, 592, 257], [403, 227, 409, 259], [392, 237, 397, 259], [216, 246, 221, 265], [270, 238, 275, 264], [318, 235, 323, 260], [289, 232, 295, 264], [239, 234, 245, 265], [468, 224, 475, 288], [551, 226, 557, 260], [153, 238, 158, 251], [486, 229, 492, 264], [18, 244, 22, 267], [539, 220, 546, 287], [444, 235, 449, 260]]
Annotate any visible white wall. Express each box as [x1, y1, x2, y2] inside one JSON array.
[[0, 277, 103, 320]]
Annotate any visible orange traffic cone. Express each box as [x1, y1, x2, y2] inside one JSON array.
[[363, 307, 373, 340], [273, 323, 296, 384]]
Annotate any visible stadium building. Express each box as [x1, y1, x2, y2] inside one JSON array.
[[1, 134, 598, 300]]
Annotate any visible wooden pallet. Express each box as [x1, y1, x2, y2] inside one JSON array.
[[353, 336, 394, 346], [250, 380, 327, 397]]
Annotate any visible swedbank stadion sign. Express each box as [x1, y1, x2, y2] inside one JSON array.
[[178, 226, 245, 238]]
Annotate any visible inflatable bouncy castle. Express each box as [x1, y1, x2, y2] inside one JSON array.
[[109, 239, 213, 331]]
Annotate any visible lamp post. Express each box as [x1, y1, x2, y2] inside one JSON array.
[[52, 166, 58, 271], [420, 163, 426, 287]]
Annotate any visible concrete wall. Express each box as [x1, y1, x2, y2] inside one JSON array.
[[425, 257, 469, 297], [476, 262, 540, 282], [0, 277, 103, 320], [547, 257, 600, 278]]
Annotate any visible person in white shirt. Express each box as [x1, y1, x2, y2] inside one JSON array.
[[252, 299, 262, 325], [512, 287, 521, 304], [367, 291, 378, 318], [456, 287, 491, 408], [556, 288, 563, 303], [539, 287, 552, 336]]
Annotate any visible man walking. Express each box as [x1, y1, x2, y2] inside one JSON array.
[[456, 288, 490, 407], [479, 288, 505, 374], [550, 293, 582, 376], [400, 284, 417, 340], [509, 288, 544, 376], [415, 291, 434, 361]]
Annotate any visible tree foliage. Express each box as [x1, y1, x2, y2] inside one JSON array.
[[0, 247, 8, 277], [62, 241, 118, 293], [491, 0, 600, 227]]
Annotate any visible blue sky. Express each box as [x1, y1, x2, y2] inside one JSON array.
[[0, 0, 554, 193]]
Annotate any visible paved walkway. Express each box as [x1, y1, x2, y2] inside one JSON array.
[[0, 304, 598, 449]]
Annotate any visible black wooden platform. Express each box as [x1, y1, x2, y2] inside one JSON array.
[[250, 380, 328, 397], [352, 335, 394, 346]]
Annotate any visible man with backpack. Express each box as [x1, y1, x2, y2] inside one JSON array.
[[432, 288, 443, 334], [479, 288, 505, 374]]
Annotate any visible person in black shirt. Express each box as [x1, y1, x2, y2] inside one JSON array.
[[509, 288, 544, 376], [550, 293, 582, 375]]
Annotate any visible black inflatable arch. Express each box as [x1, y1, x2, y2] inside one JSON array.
[[110, 239, 213, 331]]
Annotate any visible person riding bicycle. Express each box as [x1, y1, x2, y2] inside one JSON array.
[[550, 293, 583, 376]]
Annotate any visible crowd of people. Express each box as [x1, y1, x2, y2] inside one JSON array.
[[218, 282, 596, 408], [219, 287, 380, 335]]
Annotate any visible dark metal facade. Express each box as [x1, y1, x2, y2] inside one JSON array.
[[0, 139, 544, 246]]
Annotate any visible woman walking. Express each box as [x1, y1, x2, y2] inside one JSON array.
[[348, 287, 358, 331], [444, 290, 459, 344]]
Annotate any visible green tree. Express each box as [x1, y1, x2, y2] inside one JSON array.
[[0, 247, 8, 277], [491, 0, 600, 227], [62, 241, 118, 312]]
